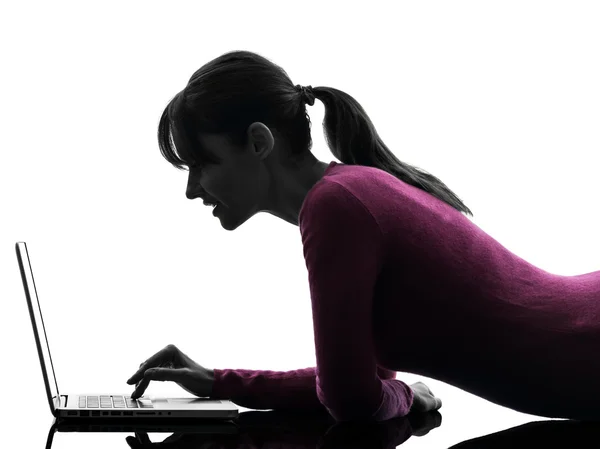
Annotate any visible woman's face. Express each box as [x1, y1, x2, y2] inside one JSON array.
[[171, 123, 273, 231], [170, 121, 329, 230]]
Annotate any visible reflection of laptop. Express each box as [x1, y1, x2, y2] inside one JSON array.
[[45, 417, 240, 448], [16, 241, 239, 420]]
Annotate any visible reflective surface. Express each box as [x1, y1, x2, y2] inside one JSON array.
[[30, 410, 600, 449]]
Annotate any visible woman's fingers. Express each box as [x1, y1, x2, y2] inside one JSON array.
[[135, 431, 152, 445], [131, 377, 151, 399], [410, 382, 442, 413], [423, 387, 442, 411], [127, 345, 179, 385], [131, 368, 189, 399], [426, 386, 442, 410], [425, 393, 442, 411]]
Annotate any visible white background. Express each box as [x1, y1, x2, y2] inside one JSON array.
[[1, 1, 599, 447]]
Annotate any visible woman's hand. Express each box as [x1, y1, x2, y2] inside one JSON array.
[[409, 381, 442, 413], [126, 344, 214, 399]]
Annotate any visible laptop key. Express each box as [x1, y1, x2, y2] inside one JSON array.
[[125, 398, 138, 408], [112, 396, 126, 408]]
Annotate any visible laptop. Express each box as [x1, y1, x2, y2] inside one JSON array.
[[16, 241, 239, 420]]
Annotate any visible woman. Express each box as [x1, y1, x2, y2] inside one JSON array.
[[126, 50, 599, 422]]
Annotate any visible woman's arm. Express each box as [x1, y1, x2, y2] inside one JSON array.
[[377, 367, 397, 380], [210, 365, 399, 412], [209, 366, 327, 411], [299, 183, 414, 421]]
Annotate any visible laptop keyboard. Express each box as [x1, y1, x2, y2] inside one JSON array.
[[78, 395, 154, 408]]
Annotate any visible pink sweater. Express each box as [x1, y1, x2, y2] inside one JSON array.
[[211, 161, 600, 421]]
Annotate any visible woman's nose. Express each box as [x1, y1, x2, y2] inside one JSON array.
[[186, 184, 202, 200], [186, 176, 201, 200]]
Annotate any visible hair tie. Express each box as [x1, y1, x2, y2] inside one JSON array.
[[295, 84, 315, 106]]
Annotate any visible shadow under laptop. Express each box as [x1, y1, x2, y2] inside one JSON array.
[[44, 408, 600, 449]]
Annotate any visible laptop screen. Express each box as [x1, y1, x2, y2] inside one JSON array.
[[16, 242, 60, 408]]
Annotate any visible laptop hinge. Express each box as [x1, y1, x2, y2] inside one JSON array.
[[57, 395, 67, 407]]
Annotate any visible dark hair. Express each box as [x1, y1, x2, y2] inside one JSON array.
[[158, 50, 473, 217]]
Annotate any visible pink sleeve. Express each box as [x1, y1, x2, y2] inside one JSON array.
[[377, 367, 397, 380], [210, 366, 327, 411], [209, 365, 399, 411], [299, 181, 414, 421]]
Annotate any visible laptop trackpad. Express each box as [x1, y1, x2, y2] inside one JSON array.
[[167, 398, 223, 407]]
